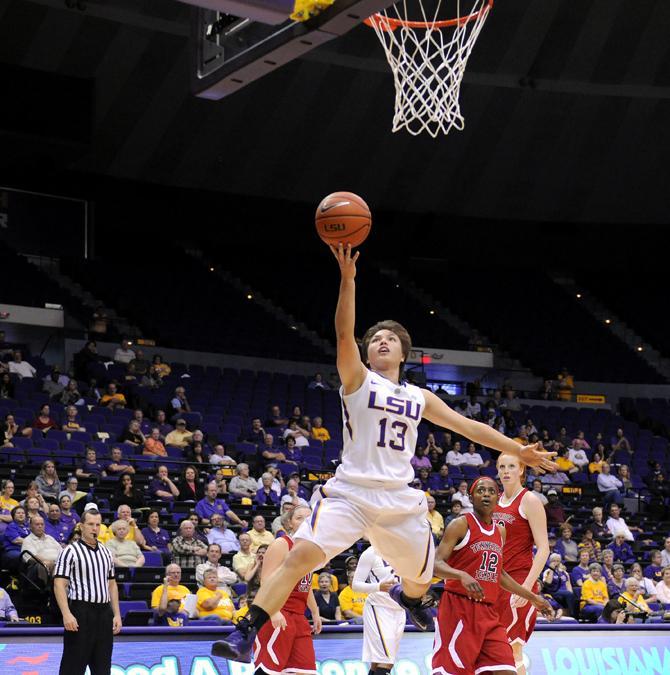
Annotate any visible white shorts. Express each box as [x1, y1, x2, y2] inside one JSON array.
[[293, 476, 435, 584], [362, 601, 407, 664]]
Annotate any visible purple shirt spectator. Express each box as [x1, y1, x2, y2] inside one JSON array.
[[150, 478, 175, 501], [570, 564, 591, 587], [283, 446, 302, 465], [81, 460, 106, 477], [59, 510, 80, 529], [644, 564, 663, 583], [3, 522, 30, 554], [606, 540, 636, 565], [411, 455, 432, 470], [195, 497, 231, 522], [141, 526, 171, 553], [429, 474, 452, 492], [256, 488, 280, 506], [0, 587, 18, 620], [45, 518, 72, 544]]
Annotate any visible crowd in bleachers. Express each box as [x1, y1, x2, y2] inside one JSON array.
[[0, 336, 668, 627]]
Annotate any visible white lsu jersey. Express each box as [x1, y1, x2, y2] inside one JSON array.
[[338, 369, 426, 488], [353, 545, 402, 611]]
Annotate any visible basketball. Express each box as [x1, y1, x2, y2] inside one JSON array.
[[315, 191, 372, 248]]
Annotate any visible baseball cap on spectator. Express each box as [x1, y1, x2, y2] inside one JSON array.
[[84, 503, 99, 512], [547, 489, 558, 496]]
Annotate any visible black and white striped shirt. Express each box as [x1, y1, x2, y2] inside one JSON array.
[[54, 539, 115, 603]]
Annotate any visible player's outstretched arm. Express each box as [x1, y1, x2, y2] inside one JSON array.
[[433, 517, 484, 601], [330, 243, 367, 395], [500, 571, 553, 617], [422, 390, 557, 473]]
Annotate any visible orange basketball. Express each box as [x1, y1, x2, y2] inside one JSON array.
[[315, 191, 372, 248]]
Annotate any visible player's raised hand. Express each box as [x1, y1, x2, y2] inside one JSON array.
[[330, 243, 360, 280], [518, 442, 558, 474], [458, 572, 484, 602]]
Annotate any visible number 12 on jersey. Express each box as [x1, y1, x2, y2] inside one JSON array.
[[377, 418, 408, 452]]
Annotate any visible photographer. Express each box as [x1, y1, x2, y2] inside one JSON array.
[[617, 577, 652, 620], [599, 599, 634, 625]]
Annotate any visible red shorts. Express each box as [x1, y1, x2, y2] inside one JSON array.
[[254, 611, 316, 674], [432, 592, 514, 675], [495, 583, 538, 646]]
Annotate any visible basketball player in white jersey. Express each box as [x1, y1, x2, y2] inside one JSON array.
[[212, 243, 556, 662], [353, 544, 406, 675]]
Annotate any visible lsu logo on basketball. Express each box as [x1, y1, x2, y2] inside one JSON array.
[[324, 223, 346, 232]]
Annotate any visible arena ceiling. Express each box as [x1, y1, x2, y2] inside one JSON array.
[[2, 0, 670, 223]]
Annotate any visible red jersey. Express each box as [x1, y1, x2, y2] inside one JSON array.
[[282, 535, 312, 614], [444, 513, 504, 605], [493, 488, 533, 580]]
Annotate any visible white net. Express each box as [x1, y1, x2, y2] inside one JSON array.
[[367, 0, 492, 137]]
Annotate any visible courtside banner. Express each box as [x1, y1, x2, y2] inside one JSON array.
[[0, 627, 669, 674]]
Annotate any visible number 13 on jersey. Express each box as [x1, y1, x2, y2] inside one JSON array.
[[377, 418, 408, 452]]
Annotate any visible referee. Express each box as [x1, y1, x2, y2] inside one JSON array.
[[53, 506, 122, 674]]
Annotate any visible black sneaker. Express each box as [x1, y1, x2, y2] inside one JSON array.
[[389, 583, 433, 631], [211, 626, 257, 662]]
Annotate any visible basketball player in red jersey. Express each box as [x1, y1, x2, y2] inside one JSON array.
[[254, 505, 322, 675], [432, 477, 551, 675], [493, 455, 550, 675]]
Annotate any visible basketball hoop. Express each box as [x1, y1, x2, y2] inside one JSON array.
[[365, 0, 493, 137]]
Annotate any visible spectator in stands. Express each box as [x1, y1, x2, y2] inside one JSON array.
[[1, 506, 29, 570], [62, 405, 85, 433], [422, 431, 443, 455], [43, 367, 66, 398], [607, 532, 636, 564], [131, 409, 151, 435], [0, 373, 14, 400], [443, 501, 462, 527], [207, 514, 240, 554], [113, 339, 135, 365], [311, 416, 330, 442], [580, 563, 608, 620], [655, 566, 670, 604], [618, 577, 652, 617], [111, 474, 144, 510], [150, 354, 171, 380], [261, 433, 286, 463], [587, 506, 611, 542], [228, 463, 257, 501], [172, 519, 208, 568], [20, 481, 47, 511], [554, 524, 579, 563], [144, 427, 167, 457], [644, 550, 664, 584], [165, 419, 193, 448], [338, 570, 367, 624], [446, 440, 465, 467], [463, 441, 488, 467], [131, 350, 150, 378], [662, 537, 670, 567], [567, 443, 590, 470], [415, 467, 430, 492], [105, 519, 145, 567], [628, 562, 656, 599], [428, 465, 453, 497], [1, 413, 32, 446], [409, 445, 432, 472], [154, 410, 173, 439], [256, 472, 281, 506], [529, 479, 548, 506], [464, 395, 481, 420], [100, 382, 127, 410], [606, 503, 640, 541], [597, 462, 624, 507], [21, 513, 62, 574], [117, 420, 145, 447], [283, 419, 310, 448], [598, 550, 615, 584], [647, 472, 670, 519], [0, 585, 18, 621], [150, 465, 179, 501], [105, 445, 136, 477], [248, 515, 274, 552], [616, 465, 634, 495], [32, 404, 59, 434], [556, 367, 574, 402], [74, 447, 105, 481], [611, 428, 632, 455], [571, 549, 593, 588], [100, 504, 146, 547], [196, 481, 247, 528], [73, 340, 101, 380], [86, 378, 102, 403], [169, 386, 191, 422], [426, 494, 444, 539], [0, 479, 18, 533], [599, 599, 632, 625], [578, 527, 601, 562], [58, 476, 87, 508], [25, 496, 44, 523], [178, 465, 203, 501], [244, 418, 266, 445], [210, 444, 237, 467], [60, 380, 84, 407], [308, 373, 329, 390], [141, 510, 171, 558], [151, 564, 191, 611], [554, 447, 578, 476], [232, 533, 255, 577], [34, 460, 62, 504], [588, 451, 605, 475], [314, 572, 342, 621], [44, 503, 70, 544], [265, 405, 288, 429], [9, 350, 36, 379], [544, 489, 566, 527], [196, 542, 237, 589], [156, 597, 189, 627], [607, 564, 626, 598], [184, 440, 210, 468], [58, 495, 80, 530], [284, 475, 309, 503], [451, 481, 474, 514], [196, 568, 235, 623]]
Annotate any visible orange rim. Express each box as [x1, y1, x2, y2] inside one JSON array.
[[364, 0, 492, 31]]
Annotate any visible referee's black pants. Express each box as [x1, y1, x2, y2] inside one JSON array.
[[59, 600, 114, 675]]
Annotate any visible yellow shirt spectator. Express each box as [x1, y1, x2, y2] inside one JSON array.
[[338, 585, 367, 617], [99, 522, 139, 544], [151, 584, 191, 610], [427, 509, 445, 538], [196, 587, 235, 621], [311, 574, 338, 592], [618, 592, 651, 613], [588, 460, 604, 474], [555, 456, 575, 473], [580, 578, 608, 610], [311, 426, 331, 442], [249, 528, 275, 553], [0, 495, 19, 512], [100, 392, 127, 407]]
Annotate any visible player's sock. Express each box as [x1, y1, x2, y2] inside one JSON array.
[[400, 591, 421, 607], [239, 605, 270, 634]]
